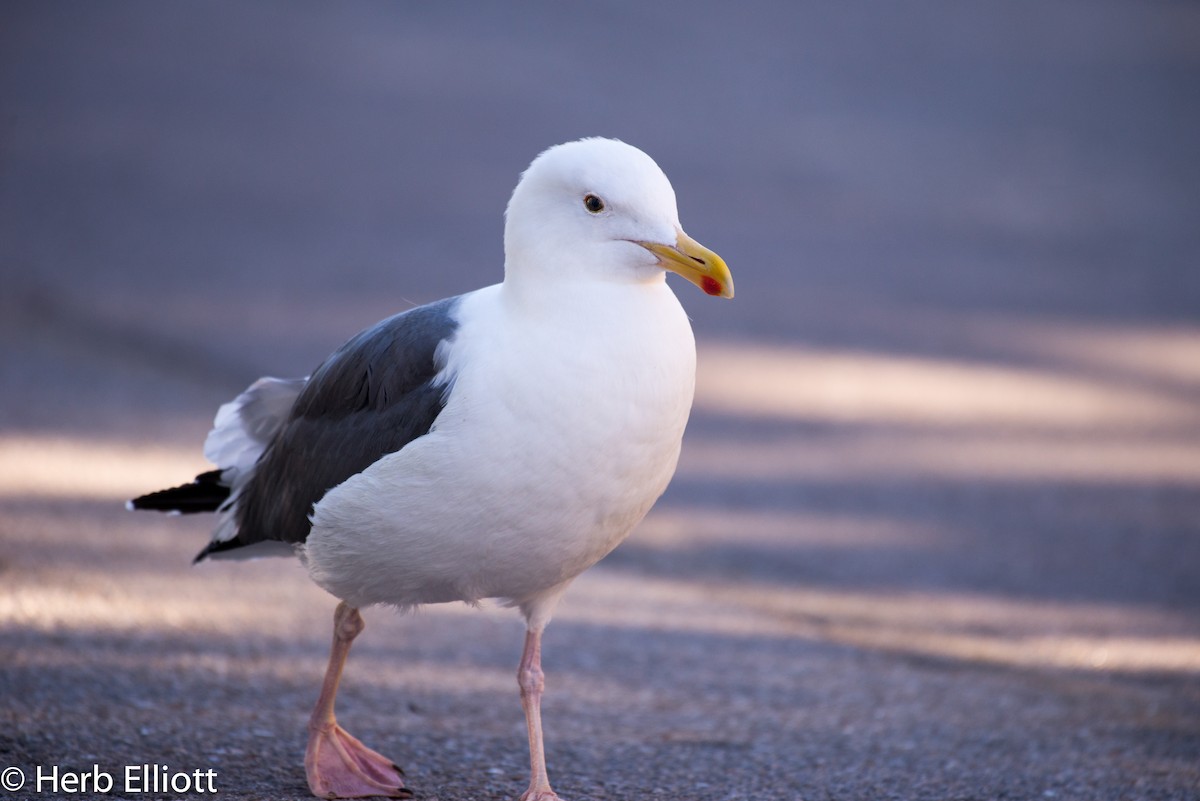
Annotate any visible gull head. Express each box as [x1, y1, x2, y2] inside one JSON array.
[[504, 138, 733, 299]]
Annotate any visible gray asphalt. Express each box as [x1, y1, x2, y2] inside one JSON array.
[[2, 3, 1199, 800]]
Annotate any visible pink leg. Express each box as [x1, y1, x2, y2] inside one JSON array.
[[517, 627, 562, 801], [305, 602, 410, 799]]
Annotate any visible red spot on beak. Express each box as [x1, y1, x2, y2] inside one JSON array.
[[701, 276, 723, 296]]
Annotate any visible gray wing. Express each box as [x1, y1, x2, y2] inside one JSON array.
[[196, 295, 462, 560]]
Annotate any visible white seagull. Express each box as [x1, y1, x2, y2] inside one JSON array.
[[131, 137, 733, 800]]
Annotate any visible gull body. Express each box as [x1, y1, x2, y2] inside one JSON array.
[[307, 278, 696, 618], [131, 137, 733, 800]]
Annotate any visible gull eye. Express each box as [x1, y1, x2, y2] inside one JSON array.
[[583, 193, 605, 214]]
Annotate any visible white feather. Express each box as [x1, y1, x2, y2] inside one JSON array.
[[203, 376, 305, 544]]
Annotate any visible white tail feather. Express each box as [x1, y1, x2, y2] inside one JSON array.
[[204, 376, 306, 543]]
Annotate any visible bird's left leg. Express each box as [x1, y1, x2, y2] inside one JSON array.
[[517, 625, 562, 801], [305, 602, 410, 799]]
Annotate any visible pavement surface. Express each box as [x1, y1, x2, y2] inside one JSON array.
[[2, 3, 1199, 800]]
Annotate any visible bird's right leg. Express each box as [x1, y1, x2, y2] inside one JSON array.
[[517, 625, 562, 801], [305, 602, 411, 799]]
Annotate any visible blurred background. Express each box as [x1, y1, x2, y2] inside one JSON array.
[[2, 3, 1198, 799]]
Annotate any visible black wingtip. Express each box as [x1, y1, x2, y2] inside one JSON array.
[[191, 535, 248, 563], [130, 470, 230, 514]]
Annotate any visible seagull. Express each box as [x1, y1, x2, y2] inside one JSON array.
[[130, 137, 733, 800]]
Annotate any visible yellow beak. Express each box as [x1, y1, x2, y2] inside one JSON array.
[[636, 229, 734, 298]]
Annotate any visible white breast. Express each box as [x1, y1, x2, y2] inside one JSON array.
[[303, 280, 696, 611]]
